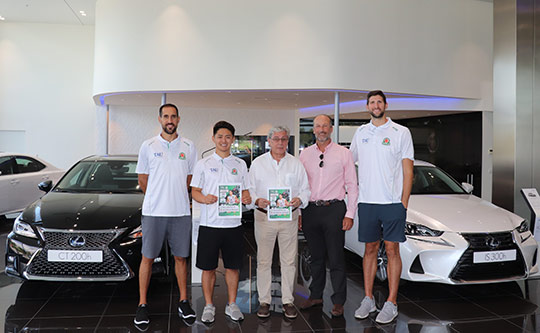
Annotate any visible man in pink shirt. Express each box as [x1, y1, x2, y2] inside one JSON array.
[[299, 114, 358, 317]]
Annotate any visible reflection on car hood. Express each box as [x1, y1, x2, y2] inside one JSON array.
[[22, 192, 143, 230], [407, 194, 524, 233]]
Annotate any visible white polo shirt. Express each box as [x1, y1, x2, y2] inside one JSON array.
[[350, 118, 414, 204], [136, 134, 197, 217], [190, 153, 249, 228], [248, 152, 311, 210]]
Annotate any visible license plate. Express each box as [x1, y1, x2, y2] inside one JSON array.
[[47, 250, 103, 263], [473, 249, 516, 264]]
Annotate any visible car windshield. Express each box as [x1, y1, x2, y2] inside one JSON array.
[[412, 166, 466, 195], [55, 160, 141, 193]]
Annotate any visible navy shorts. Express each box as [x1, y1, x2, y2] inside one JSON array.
[[357, 203, 406, 243], [141, 215, 192, 258], [196, 225, 244, 271]]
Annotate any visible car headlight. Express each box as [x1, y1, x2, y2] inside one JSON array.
[[12, 215, 38, 239], [515, 220, 529, 233], [128, 225, 142, 239], [405, 222, 444, 237]]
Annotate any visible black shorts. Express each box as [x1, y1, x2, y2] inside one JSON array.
[[196, 225, 244, 270]]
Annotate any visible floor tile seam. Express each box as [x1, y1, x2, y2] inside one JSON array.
[[22, 281, 64, 327], [295, 309, 316, 332], [500, 316, 535, 332], [167, 286, 172, 333], [409, 299, 451, 321], [459, 294, 510, 319], [93, 283, 118, 332]]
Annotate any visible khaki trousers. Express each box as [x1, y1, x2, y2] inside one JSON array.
[[254, 209, 298, 305]]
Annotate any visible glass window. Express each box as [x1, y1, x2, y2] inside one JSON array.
[[14, 156, 46, 174], [0, 156, 14, 176], [412, 166, 466, 195], [55, 160, 140, 193]]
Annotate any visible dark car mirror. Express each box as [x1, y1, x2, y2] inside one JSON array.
[[38, 180, 53, 193]]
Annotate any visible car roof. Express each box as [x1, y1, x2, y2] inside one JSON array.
[[80, 155, 138, 162], [414, 160, 435, 167]]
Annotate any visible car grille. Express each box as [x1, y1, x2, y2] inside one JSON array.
[[26, 229, 129, 280], [450, 232, 526, 282]]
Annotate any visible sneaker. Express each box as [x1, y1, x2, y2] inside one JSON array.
[[375, 301, 398, 324], [178, 300, 196, 319], [134, 304, 150, 325], [283, 303, 297, 319], [225, 302, 244, 321], [201, 304, 216, 323], [257, 303, 270, 318], [355, 296, 377, 319]]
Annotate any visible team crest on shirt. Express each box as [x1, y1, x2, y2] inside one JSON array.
[[231, 168, 238, 175], [179, 152, 186, 160], [382, 137, 391, 146]]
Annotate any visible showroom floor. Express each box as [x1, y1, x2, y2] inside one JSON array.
[[1, 220, 540, 332]]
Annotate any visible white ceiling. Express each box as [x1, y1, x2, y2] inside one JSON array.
[[0, 0, 95, 25]]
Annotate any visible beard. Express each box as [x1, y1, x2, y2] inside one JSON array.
[[315, 133, 330, 142], [369, 110, 385, 119], [162, 123, 177, 135]]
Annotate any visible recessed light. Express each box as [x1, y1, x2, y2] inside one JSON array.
[[79, 10, 87, 16], [0, 16, 5, 21]]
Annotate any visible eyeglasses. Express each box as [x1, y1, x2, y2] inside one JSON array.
[[319, 153, 324, 168], [270, 137, 289, 143]]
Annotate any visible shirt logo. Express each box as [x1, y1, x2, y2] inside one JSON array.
[[179, 152, 186, 160], [231, 168, 238, 175], [210, 168, 218, 173], [362, 138, 369, 144], [154, 152, 163, 158], [382, 137, 391, 146]]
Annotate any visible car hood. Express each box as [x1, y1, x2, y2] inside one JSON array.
[[21, 192, 143, 230], [407, 194, 524, 233]]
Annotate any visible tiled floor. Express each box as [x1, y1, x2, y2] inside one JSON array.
[[2, 221, 540, 332]]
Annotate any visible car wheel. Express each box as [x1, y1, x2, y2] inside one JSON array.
[[375, 241, 388, 282]]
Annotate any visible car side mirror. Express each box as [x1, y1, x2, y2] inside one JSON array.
[[461, 182, 474, 194], [38, 180, 53, 193]]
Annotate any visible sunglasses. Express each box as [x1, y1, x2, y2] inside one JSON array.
[[319, 154, 324, 168]]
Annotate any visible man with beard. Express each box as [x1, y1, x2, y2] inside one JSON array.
[[350, 90, 414, 324], [134, 104, 197, 327], [298, 114, 358, 317]]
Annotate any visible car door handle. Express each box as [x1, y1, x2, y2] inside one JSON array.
[[10, 179, 20, 185]]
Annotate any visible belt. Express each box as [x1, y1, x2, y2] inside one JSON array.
[[309, 199, 342, 207], [256, 207, 299, 214]]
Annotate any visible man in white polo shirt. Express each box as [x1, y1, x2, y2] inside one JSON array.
[[350, 90, 414, 324], [190, 121, 252, 324], [248, 125, 310, 319], [134, 103, 197, 327]]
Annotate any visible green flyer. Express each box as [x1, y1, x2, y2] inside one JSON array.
[[218, 184, 242, 218], [268, 187, 292, 221]]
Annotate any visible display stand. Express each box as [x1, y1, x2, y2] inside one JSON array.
[[521, 188, 540, 243]]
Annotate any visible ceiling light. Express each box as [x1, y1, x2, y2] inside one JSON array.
[[0, 16, 5, 21], [79, 10, 87, 16]]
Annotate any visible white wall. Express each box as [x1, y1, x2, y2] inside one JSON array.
[[107, 106, 298, 157], [0, 22, 96, 169], [94, 0, 493, 106]]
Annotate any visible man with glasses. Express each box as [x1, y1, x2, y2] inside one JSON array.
[[298, 114, 358, 317], [248, 126, 310, 319]]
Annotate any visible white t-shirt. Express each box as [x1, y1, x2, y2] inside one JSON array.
[[248, 152, 311, 210], [350, 118, 414, 204], [136, 134, 197, 216], [190, 153, 249, 228]]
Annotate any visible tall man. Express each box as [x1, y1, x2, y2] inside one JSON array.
[[350, 90, 414, 324], [190, 121, 251, 323], [248, 126, 310, 319], [134, 103, 197, 326], [299, 114, 358, 317]]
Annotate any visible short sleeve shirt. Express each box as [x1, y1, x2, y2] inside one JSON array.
[[190, 153, 249, 228], [136, 135, 197, 217], [350, 118, 414, 204]]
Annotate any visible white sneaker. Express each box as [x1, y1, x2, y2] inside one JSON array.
[[354, 296, 377, 319], [201, 304, 215, 323], [375, 301, 398, 324], [225, 302, 244, 321]]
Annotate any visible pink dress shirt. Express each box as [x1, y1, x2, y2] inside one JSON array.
[[299, 141, 359, 219]]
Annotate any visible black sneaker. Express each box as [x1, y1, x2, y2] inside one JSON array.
[[134, 304, 150, 325], [178, 300, 196, 319]]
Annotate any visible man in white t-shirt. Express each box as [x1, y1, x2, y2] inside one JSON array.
[[350, 90, 414, 324], [134, 104, 197, 328], [190, 121, 252, 324]]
